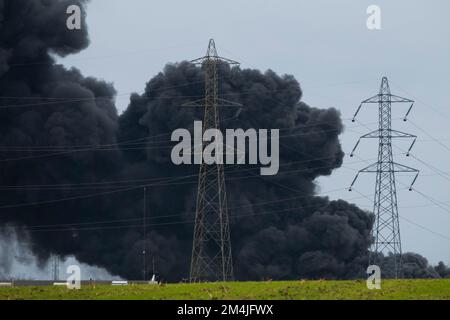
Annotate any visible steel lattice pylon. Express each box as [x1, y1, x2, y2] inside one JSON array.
[[183, 39, 241, 282], [349, 77, 419, 278]]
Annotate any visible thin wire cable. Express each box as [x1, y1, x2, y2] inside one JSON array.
[[351, 188, 450, 242], [17, 193, 371, 234], [9, 187, 350, 231], [0, 158, 376, 210]]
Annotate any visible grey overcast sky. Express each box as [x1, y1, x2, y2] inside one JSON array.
[[59, 0, 450, 264]]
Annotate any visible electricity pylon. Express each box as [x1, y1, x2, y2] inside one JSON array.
[[182, 39, 241, 282], [349, 77, 419, 278]]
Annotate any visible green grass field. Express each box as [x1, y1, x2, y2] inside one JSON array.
[[1, 279, 450, 300]]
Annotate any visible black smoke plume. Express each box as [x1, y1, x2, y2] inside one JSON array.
[[376, 253, 448, 279], [115, 61, 375, 280], [0, 0, 119, 274], [1, 0, 444, 281]]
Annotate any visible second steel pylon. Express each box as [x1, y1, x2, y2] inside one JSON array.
[[183, 40, 241, 282], [349, 77, 419, 278]]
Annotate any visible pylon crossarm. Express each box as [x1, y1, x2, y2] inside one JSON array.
[[181, 98, 242, 108], [352, 95, 382, 122], [350, 130, 381, 156], [360, 130, 381, 139], [360, 94, 413, 105], [350, 130, 380, 158], [216, 56, 240, 65], [350, 130, 416, 158], [348, 162, 378, 191], [190, 57, 209, 65], [386, 94, 415, 121], [190, 56, 240, 66], [362, 94, 381, 104], [392, 162, 419, 173], [217, 98, 242, 108], [359, 129, 416, 139], [389, 129, 416, 139], [353, 94, 414, 122], [392, 163, 420, 191], [181, 98, 205, 108], [389, 94, 414, 104], [359, 162, 379, 173]]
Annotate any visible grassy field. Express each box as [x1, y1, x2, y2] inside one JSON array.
[[1, 279, 450, 300]]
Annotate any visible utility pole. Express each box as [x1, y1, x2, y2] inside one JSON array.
[[143, 187, 147, 281], [349, 76, 419, 278], [152, 256, 155, 276], [51, 254, 59, 281], [183, 39, 241, 282]]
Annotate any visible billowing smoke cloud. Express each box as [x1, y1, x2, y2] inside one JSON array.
[[114, 61, 375, 281], [0, 0, 445, 281], [0, 0, 120, 275], [376, 253, 449, 279], [434, 261, 450, 278]]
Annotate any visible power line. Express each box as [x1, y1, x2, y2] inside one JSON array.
[[400, 215, 450, 242], [0, 79, 208, 101], [390, 80, 450, 120], [7, 188, 350, 232], [355, 118, 450, 185], [351, 188, 450, 243], [0, 86, 307, 109], [0, 122, 362, 153], [8, 182, 450, 246], [0, 156, 376, 191], [408, 119, 450, 154], [16, 192, 371, 234], [0, 121, 377, 165], [15, 189, 450, 244], [6, 42, 206, 68], [0, 162, 378, 215], [5, 187, 350, 231]]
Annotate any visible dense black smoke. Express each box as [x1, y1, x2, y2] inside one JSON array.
[[0, 0, 119, 273], [0, 0, 445, 281], [376, 253, 450, 279], [434, 261, 450, 278], [115, 61, 375, 280]]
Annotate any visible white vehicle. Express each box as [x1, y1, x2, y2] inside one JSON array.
[[149, 274, 158, 285]]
